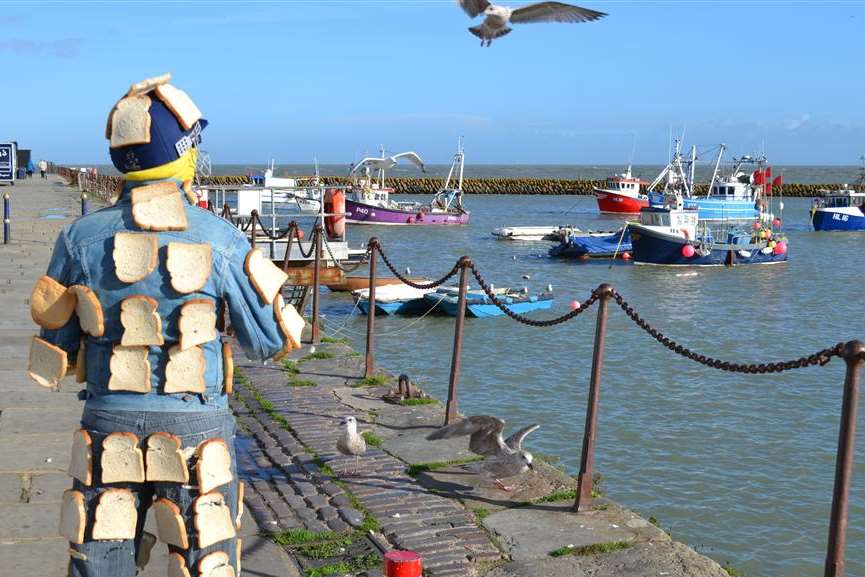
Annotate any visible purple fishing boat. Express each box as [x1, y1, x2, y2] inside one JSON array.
[[345, 143, 470, 226]]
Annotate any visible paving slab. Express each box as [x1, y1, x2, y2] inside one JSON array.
[[0, 539, 69, 577], [0, 408, 82, 435], [0, 502, 61, 540], [0, 434, 70, 473]]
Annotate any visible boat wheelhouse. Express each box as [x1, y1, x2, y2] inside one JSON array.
[[811, 187, 865, 231], [593, 166, 649, 214]]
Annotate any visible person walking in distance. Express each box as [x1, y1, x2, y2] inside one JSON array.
[[38, 159, 48, 179]]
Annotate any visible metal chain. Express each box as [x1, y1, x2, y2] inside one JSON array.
[[251, 212, 294, 240], [611, 289, 846, 372], [295, 225, 317, 259], [322, 232, 369, 273], [374, 242, 461, 289]]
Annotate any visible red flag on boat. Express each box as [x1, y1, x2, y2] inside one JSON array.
[[765, 166, 773, 179], [752, 169, 764, 185], [765, 181, 773, 195], [773, 175, 783, 187]]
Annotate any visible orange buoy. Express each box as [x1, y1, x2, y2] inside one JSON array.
[[324, 188, 345, 239]]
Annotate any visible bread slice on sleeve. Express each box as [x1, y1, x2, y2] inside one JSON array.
[[222, 341, 234, 395], [120, 295, 164, 346], [274, 295, 305, 357], [30, 276, 76, 329], [131, 182, 188, 232], [167, 242, 211, 294], [145, 432, 189, 483], [68, 429, 93, 486], [92, 488, 137, 540], [167, 553, 192, 577], [70, 285, 105, 337], [113, 232, 158, 283], [28, 336, 67, 389], [59, 490, 86, 544], [193, 492, 236, 549], [195, 438, 233, 493], [108, 345, 151, 393], [178, 299, 217, 350], [244, 248, 288, 305], [75, 338, 87, 383], [153, 497, 188, 549], [198, 551, 236, 577], [164, 345, 206, 394], [101, 432, 145, 484]]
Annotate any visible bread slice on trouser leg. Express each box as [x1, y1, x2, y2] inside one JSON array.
[[236, 539, 242, 574], [136, 531, 157, 571], [75, 338, 87, 383], [59, 490, 86, 544], [70, 285, 105, 337], [195, 438, 233, 494], [30, 275, 76, 329], [112, 232, 158, 283], [131, 182, 188, 232], [68, 429, 93, 486], [178, 299, 217, 350], [28, 336, 67, 389], [193, 492, 236, 549], [167, 552, 192, 577], [120, 295, 164, 346], [101, 432, 145, 483], [108, 345, 151, 393], [244, 248, 288, 305], [91, 488, 137, 540], [153, 497, 189, 549], [164, 345, 206, 393], [167, 242, 212, 294], [145, 432, 189, 483], [235, 481, 244, 529], [198, 550, 236, 577], [222, 341, 234, 395]]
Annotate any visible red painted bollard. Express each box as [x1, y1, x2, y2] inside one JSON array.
[[384, 551, 422, 577]]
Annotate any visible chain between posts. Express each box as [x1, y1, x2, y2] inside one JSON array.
[[376, 243, 461, 289]]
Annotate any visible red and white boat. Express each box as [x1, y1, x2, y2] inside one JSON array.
[[593, 166, 649, 214]]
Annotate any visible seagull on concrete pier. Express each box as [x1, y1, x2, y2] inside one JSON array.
[[336, 415, 367, 476], [458, 0, 607, 47], [427, 415, 538, 491]]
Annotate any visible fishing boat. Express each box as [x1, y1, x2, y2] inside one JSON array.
[[593, 166, 649, 214], [352, 285, 438, 315], [491, 225, 577, 242], [548, 228, 632, 258], [344, 142, 470, 226], [810, 162, 865, 231], [424, 286, 554, 318]]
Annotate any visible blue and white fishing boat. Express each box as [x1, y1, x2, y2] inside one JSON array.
[[353, 285, 437, 316], [424, 287, 554, 318], [549, 228, 631, 258], [811, 188, 865, 231]]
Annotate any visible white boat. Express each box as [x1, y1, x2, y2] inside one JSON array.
[[491, 225, 578, 241]]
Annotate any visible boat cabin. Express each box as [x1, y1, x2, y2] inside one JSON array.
[[708, 176, 753, 200], [816, 188, 865, 209], [639, 204, 698, 239], [601, 166, 644, 194]]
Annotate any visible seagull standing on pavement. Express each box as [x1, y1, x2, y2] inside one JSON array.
[[458, 0, 607, 46], [337, 416, 366, 476]]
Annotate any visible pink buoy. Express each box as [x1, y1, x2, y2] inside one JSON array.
[[407, 216, 415, 224], [752, 222, 761, 230], [681, 244, 696, 258], [570, 300, 581, 311], [772, 218, 782, 228], [773, 241, 787, 255], [620, 251, 632, 260]]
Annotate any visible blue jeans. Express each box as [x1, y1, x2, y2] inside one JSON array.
[[68, 408, 239, 577]]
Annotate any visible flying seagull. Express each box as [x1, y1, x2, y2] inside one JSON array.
[[458, 0, 607, 46], [427, 416, 539, 491], [350, 150, 426, 175], [336, 415, 366, 476]]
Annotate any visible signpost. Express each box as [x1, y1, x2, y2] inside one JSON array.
[[0, 143, 15, 184]]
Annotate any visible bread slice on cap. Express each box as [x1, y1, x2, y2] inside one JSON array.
[[59, 490, 86, 544], [109, 94, 152, 149], [131, 182, 188, 232], [167, 553, 192, 577], [30, 275, 76, 329], [113, 232, 158, 284], [153, 497, 188, 549], [101, 432, 145, 484], [127, 73, 171, 96], [244, 248, 288, 305], [108, 345, 151, 393], [178, 299, 217, 350], [70, 285, 105, 337], [198, 551, 236, 577], [154, 84, 202, 131], [145, 432, 189, 483], [28, 336, 67, 389], [120, 295, 164, 346], [273, 295, 305, 360], [195, 438, 233, 494], [75, 338, 86, 383], [167, 242, 211, 294], [68, 429, 93, 486], [92, 488, 137, 540], [222, 341, 234, 395], [193, 492, 236, 549], [164, 345, 206, 394]]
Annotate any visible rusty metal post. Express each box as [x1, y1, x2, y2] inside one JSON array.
[[3, 193, 9, 244], [250, 210, 258, 249], [445, 257, 471, 425], [398, 374, 411, 398], [574, 284, 613, 513], [310, 223, 322, 344], [824, 340, 863, 577], [365, 239, 378, 377]]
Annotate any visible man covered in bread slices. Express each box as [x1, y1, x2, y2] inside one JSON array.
[[27, 74, 305, 577]]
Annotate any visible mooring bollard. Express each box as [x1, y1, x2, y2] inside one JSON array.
[[574, 283, 613, 513], [398, 374, 411, 398], [80, 193, 88, 216], [445, 257, 471, 425], [310, 223, 322, 344], [824, 339, 863, 577], [364, 239, 378, 377], [3, 193, 10, 244]]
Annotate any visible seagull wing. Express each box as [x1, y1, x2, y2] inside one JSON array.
[[504, 424, 540, 450], [391, 151, 426, 173], [510, 2, 607, 24], [426, 415, 506, 456], [458, 0, 491, 18], [350, 157, 387, 174]]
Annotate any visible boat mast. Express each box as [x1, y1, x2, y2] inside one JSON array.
[[688, 144, 697, 196], [708, 144, 725, 196], [377, 145, 386, 188]]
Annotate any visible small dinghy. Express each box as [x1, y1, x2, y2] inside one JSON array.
[[424, 286, 554, 318], [352, 284, 437, 315], [549, 228, 631, 258]]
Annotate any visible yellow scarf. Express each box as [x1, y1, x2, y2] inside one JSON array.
[[125, 148, 198, 203]]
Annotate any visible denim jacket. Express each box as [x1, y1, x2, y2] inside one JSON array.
[[39, 179, 286, 412]]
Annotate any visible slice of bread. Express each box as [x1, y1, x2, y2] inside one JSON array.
[[28, 336, 67, 389], [136, 530, 157, 571], [154, 84, 202, 131], [101, 432, 145, 484], [153, 497, 188, 549], [70, 285, 105, 337], [120, 296, 164, 346], [131, 182, 188, 231], [68, 429, 93, 486], [178, 299, 217, 350], [113, 232, 158, 284], [195, 438, 233, 494], [109, 95, 152, 149], [167, 242, 211, 294], [244, 248, 288, 305], [164, 345, 206, 394], [237, 538, 242, 574], [273, 295, 305, 360], [167, 553, 192, 577], [127, 73, 171, 96], [91, 488, 137, 540], [193, 492, 236, 549], [236, 480, 244, 529], [145, 432, 189, 483], [198, 551, 235, 577], [108, 345, 151, 393], [222, 341, 234, 395], [59, 490, 86, 544], [30, 276, 76, 329], [75, 338, 86, 383]]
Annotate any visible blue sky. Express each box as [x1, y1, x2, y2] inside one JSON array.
[[1, 0, 863, 165]]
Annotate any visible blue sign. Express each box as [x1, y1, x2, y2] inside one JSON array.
[[0, 143, 14, 182]]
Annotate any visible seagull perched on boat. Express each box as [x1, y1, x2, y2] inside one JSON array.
[[458, 0, 607, 46], [426, 416, 538, 491], [350, 151, 426, 175], [336, 416, 366, 476]]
